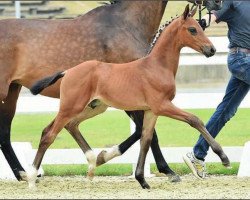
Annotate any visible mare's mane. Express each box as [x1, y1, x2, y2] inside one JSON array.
[[77, 1, 121, 18], [100, 0, 121, 6]]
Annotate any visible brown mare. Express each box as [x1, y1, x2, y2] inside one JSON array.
[[29, 5, 230, 189], [0, 1, 179, 181]]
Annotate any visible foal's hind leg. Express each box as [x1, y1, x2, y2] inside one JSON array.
[[0, 83, 27, 181], [28, 113, 75, 188], [28, 92, 92, 188], [155, 101, 230, 167], [64, 102, 108, 180], [65, 124, 96, 180]]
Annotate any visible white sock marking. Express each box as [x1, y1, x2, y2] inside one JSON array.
[[104, 145, 121, 162]]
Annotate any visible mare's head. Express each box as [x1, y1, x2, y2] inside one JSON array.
[[203, 0, 222, 12], [188, 0, 222, 12], [174, 5, 216, 57]]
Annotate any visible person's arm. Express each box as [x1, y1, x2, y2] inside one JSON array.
[[200, 0, 234, 30], [211, 0, 234, 23]]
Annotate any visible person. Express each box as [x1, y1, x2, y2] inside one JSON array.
[[183, 0, 250, 179]]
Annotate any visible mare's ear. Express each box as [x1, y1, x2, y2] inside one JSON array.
[[190, 6, 197, 17], [182, 4, 190, 20]]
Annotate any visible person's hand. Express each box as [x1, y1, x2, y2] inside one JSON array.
[[198, 19, 207, 31], [199, 13, 217, 31]]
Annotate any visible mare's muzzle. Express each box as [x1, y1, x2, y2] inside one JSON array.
[[204, 0, 222, 12], [202, 45, 216, 57], [187, 0, 222, 12]]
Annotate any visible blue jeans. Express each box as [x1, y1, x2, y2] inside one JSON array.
[[194, 51, 250, 160]]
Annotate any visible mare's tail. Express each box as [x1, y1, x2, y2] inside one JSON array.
[[30, 71, 66, 95]]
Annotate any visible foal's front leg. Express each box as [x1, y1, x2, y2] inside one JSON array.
[[135, 110, 157, 189], [96, 110, 180, 182], [155, 101, 230, 167], [126, 111, 180, 182]]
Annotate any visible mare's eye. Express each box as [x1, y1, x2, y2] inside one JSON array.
[[188, 27, 197, 36]]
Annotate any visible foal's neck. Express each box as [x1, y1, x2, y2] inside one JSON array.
[[149, 23, 182, 76]]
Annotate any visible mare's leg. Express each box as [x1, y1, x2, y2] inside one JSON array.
[[96, 110, 180, 182], [0, 83, 27, 181], [155, 101, 230, 167], [135, 110, 157, 189]]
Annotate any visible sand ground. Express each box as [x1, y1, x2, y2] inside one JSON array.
[[0, 175, 249, 199]]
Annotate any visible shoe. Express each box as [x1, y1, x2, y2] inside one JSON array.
[[183, 152, 206, 179]]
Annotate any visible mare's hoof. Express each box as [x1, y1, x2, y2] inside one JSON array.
[[96, 150, 107, 167], [19, 171, 28, 182], [224, 163, 232, 169], [221, 154, 231, 168], [168, 174, 181, 183]]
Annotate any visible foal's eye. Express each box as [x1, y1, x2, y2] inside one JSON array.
[[188, 27, 197, 36]]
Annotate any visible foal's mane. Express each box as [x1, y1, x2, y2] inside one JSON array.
[[148, 15, 179, 54]]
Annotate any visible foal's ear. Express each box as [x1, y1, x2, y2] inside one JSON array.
[[190, 6, 197, 17], [182, 4, 190, 20]]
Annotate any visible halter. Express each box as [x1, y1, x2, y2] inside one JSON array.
[[191, 0, 212, 30]]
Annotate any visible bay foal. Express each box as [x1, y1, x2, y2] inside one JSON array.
[[30, 5, 230, 189]]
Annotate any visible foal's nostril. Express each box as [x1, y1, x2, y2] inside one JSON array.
[[203, 46, 216, 57], [211, 47, 216, 55]]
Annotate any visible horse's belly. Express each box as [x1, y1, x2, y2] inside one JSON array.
[[99, 96, 149, 111]]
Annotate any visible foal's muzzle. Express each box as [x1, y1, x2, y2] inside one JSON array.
[[202, 45, 216, 57]]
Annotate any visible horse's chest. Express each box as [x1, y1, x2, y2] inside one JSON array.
[[149, 73, 176, 95], [164, 81, 176, 97]]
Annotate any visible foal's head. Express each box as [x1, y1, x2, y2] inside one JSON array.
[[175, 5, 216, 57]]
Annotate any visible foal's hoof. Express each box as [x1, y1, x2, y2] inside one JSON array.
[[96, 150, 107, 167], [27, 166, 38, 189], [168, 174, 181, 183], [136, 176, 151, 189], [141, 182, 151, 189], [86, 169, 95, 181]]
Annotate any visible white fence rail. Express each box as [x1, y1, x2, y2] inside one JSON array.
[[1, 142, 249, 180], [16, 91, 250, 113], [0, 142, 246, 180], [31, 147, 244, 165]]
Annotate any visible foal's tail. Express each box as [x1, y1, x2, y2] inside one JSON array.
[[30, 71, 66, 95]]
